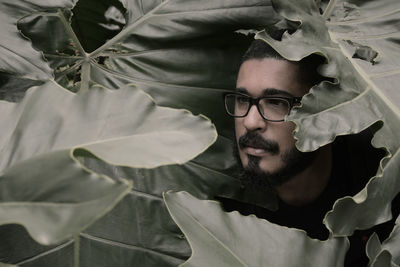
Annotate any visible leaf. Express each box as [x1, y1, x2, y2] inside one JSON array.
[[64, 136, 241, 266], [0, 150, 132, 246], [0, 82, 217, 170], [367, 215, 400, 267], [0, 0, 60, 84], [164, 191, 349, 267], [0, 0, 282, 266], [9, 0, 280, 136], [256, 0, 400, 237], [0, 80, 216, 250]]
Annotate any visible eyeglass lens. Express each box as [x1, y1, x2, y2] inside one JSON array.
[[225, 94, 290, 121]]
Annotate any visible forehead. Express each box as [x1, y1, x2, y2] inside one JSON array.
[[236, 58, 309, 97]]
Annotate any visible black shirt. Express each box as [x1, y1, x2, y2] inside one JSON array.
[[218, 132, 397, 266]]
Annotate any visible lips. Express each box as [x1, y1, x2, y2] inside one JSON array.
[[243, 146, 269, 156], [238, 132, 280, 156]]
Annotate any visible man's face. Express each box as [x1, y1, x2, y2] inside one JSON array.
[[235, 58, 312, 186]]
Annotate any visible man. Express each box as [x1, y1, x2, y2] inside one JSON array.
[[220, 39, 394, 266], [230, 40, 330, 207]]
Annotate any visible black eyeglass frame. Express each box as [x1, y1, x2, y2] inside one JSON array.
[[223, 92, 302, 122]]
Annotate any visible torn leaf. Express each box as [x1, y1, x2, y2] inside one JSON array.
[[346, 40, 379, 64]]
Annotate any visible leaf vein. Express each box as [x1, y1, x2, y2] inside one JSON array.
[[152, 4, 273, 18], [333, 31, 400, 40], [15, 240, 73, 265], [91, 61, 232, 92], [370, 69, 400, 79], [327, 8, 400, 25], [166, 200, 248, 266], [79, 233, 187, 260]]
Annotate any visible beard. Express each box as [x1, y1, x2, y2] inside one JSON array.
[[234, 131, 317, 188]]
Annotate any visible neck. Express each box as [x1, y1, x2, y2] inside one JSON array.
[[274, 145, 332, 206]]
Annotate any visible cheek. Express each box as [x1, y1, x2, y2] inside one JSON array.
[[234, 119, 248, 163], [234, 118, 244, 141], [276, 122, 297, 151]]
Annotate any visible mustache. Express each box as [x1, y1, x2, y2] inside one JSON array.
[[238, 132, 279, 155]]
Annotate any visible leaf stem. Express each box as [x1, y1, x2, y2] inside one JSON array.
[[57, 9, 87, 57], [74, 234, 80, 267], [58, 8, 91, 92], [322, 0, 337, 19], [89, 0, 169, 57], [80, 61, 91, 91]]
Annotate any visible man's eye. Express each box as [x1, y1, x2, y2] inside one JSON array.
[[236, 96, 248, 103], [267, 99, 286, 106]]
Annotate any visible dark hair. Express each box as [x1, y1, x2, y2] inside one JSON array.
[[242, 39, 284, 62], [241, 39, 324, 86]]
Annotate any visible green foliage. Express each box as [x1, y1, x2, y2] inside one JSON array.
[[0, 0, 279, 266], [2, 0, 399, 266], [258, 0, 400, 237], [164, 191, 348, 267], [163, 0, 400, 266]]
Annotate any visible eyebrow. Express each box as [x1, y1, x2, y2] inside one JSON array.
[[235, 87, 295, 98]]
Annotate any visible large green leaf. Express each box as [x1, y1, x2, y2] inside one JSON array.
[[158, 0, 400, 266], [242, 0, 400, 264], [62, 136, 241, 267], [366, 222, 400, 267], [0, 81, 217, 262], [7, 0, 280, 136], [0, 0, 281, 266], [366, 215, 400, 266], [0, 150, 131, 246], [164, 191, 348, 267], [256, 0, 400, 237], [0, 83, 217, 171]]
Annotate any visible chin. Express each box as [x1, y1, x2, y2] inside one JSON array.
[[258, 157, 285, 173]]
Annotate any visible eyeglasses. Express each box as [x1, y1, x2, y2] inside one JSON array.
[[223, 92, 302, 122]]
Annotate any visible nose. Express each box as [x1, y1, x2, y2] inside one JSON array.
[[242, 104, 267, 132]]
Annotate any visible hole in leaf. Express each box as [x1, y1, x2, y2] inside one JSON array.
[[318, 0, 330, 15], [16, 0, 126, 93], [18, 9, 80, 59], [74, 66, 82, 84], [71, 0, 127, 53], [346, 40, 379, 65], [95, 55, 109, 66], [54, 65, 82, 93]]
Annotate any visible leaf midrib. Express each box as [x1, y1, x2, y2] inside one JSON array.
[[326, 8, 400, 26], [333, 31, 399, 40], [15, 239, 74, 265], [90, 60, 234, 92], [150, 4, 273, 18], [79, 233, 188, 260], [90, 0, 170, 57], [167, 197, 247, 266]]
